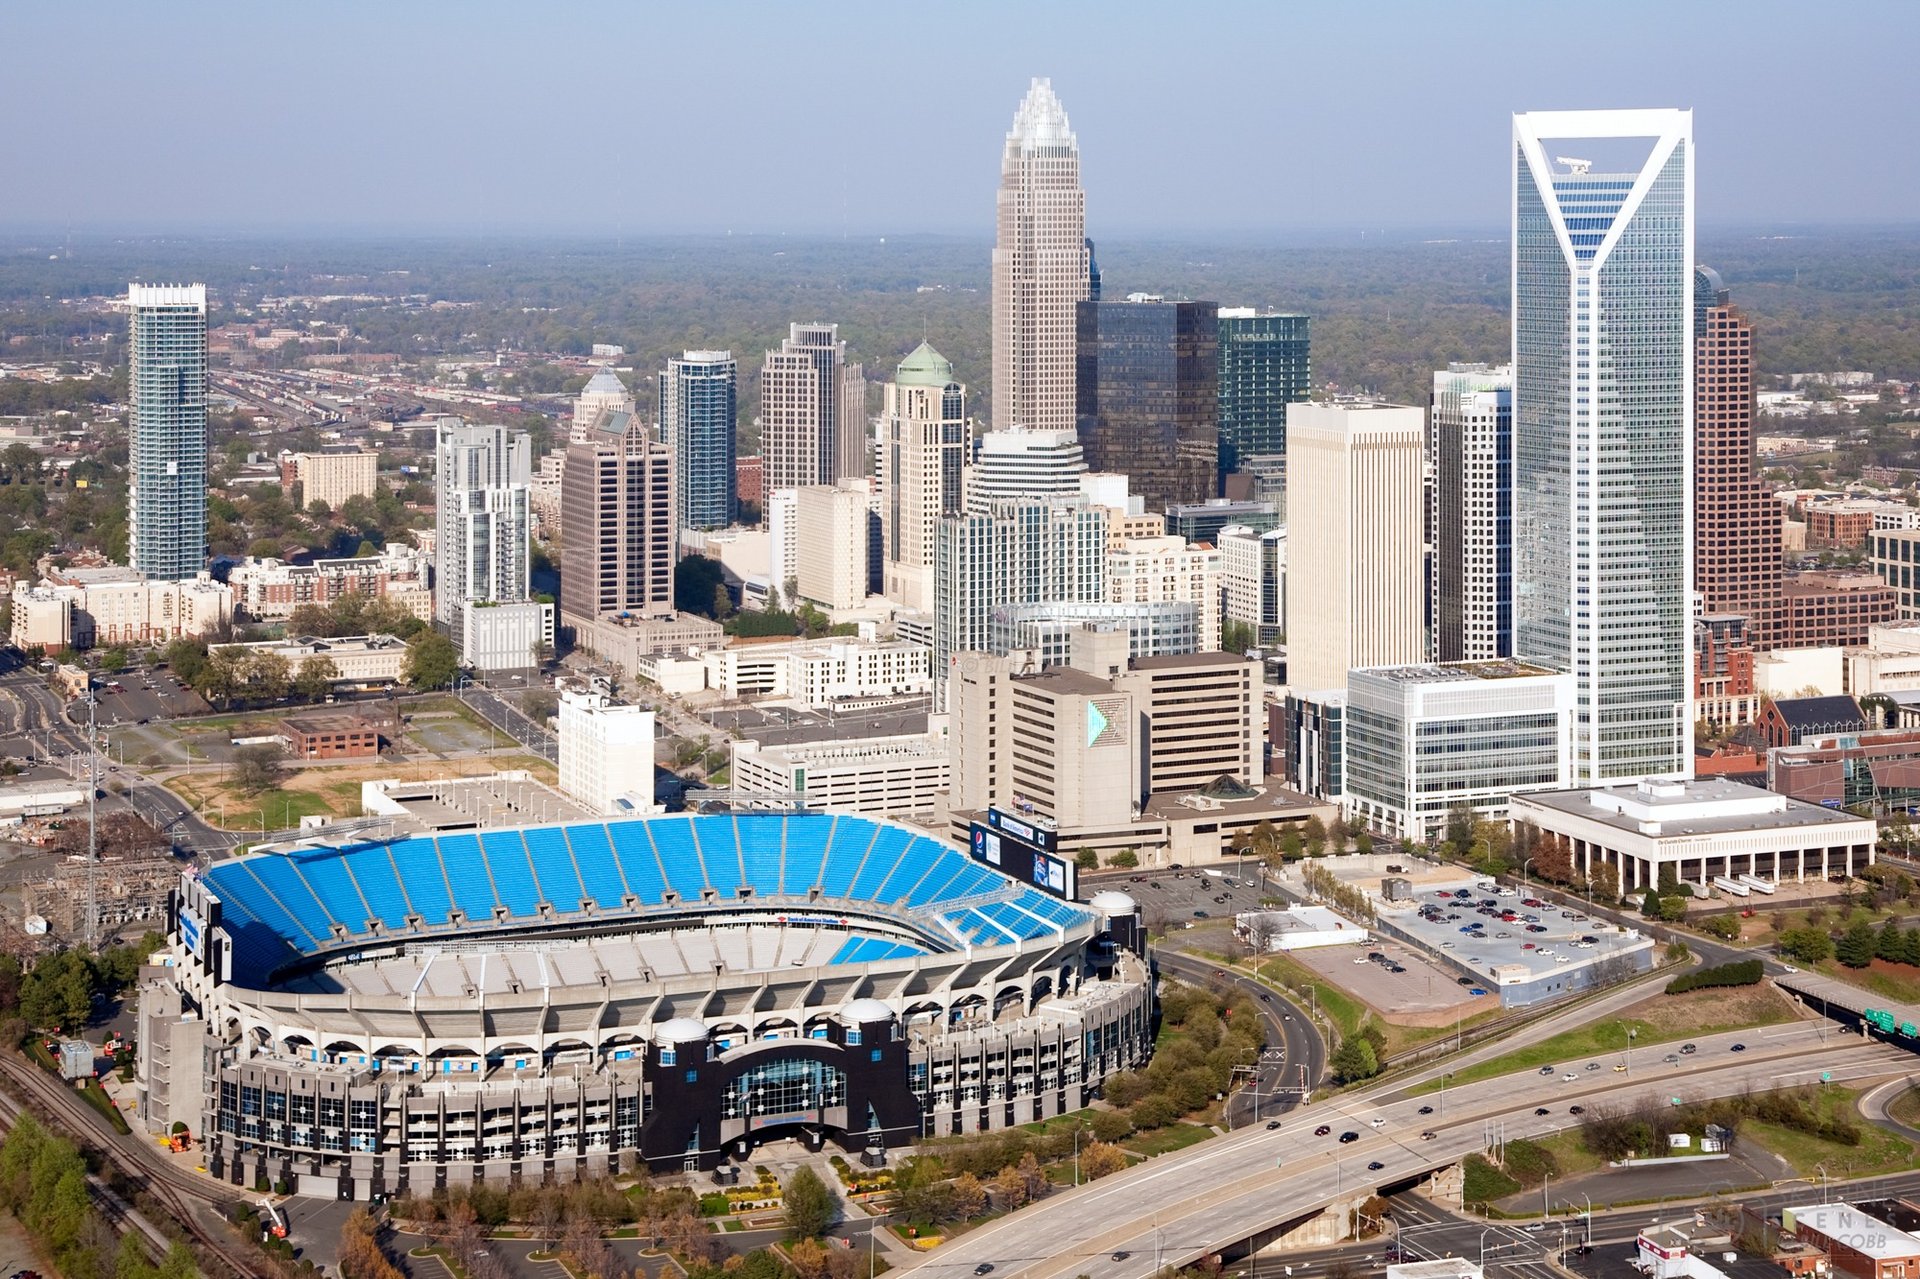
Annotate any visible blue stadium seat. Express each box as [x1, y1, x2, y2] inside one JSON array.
[[524, 827, 586, 912], [341, 844, 416, 925], [901, 853, 970, 909], [212, 894, 299, 981], [478, 831, 542, 917], [564, 823, 629, 909], [243, 858, 336, 948], [818, 818, 874, 898], [694, 818, 745, 898], [648, 818, 706, 900], [291, 848, 377, 933], [607, 821, 669, 904], [942, 863, 1003, 899], [219, 864, 324, 952], [734, 815, 784, 895], [386, 837, 454, 925], [828, 936, 867, 965], [781, 816, 831, 895], [847, 826, 907, 901], [434, 834, 499, 921], [982, 900, 1045, 940], [873, 833, 940, 903]]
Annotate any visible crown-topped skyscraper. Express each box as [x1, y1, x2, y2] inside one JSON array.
[[992, 78, 1089, 435]]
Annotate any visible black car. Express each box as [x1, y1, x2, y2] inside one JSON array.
[[1535, 1107, 1550, 1115], [1267, 1120, 1283, 1130], [1417, 1105, 1433, 1115], [1111, 1254, 1130, 1263], [1193, 909, 1210, 919], [1569, 1105, 1585, 1115], [1681, 1043, 1697, 1054], [976, 1266, 996, 1276], [1315, 1124, 1332, 1136], [1260, 993, 1272, 1003], [1730, 1042, 1746, 1052], [1340, 1131, 1360, 1143], [1367, 1160, 1385, 1171]]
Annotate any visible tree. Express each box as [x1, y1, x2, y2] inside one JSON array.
[[1330, 1036, 1379, 1083], [781, 1166, 838, 1240], [1779, 926, 1835, 964], [98, 647, 129, 675], [295, 654, 340, 703], [990, 1162, 1030, 1211], [1353, 829, 1374, 857], [950, 1172, 987, 1220], [1110, 848, 1138, 869], [232, 744, 286, 796], [1076, 848, 1098, 870], [19, 949, 94, 1031], [1080, 1141, 1129, 1180], [1878, 917, 1907, 962], [1222, 618, 1255, 655], [404, 631, 460, 691], [1303, 816, 1327, 857], [712, 582, 734, 620], [674, 554, 728, 617], [1838, 918, 1877, 968]]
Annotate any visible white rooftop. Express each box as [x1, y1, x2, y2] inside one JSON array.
[[1787, 1204, 1920, 1261]]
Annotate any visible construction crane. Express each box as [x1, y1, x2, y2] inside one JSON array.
[[1556, 155, 1594, 175]]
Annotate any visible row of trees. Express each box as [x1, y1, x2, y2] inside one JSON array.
[[0, 930, 161, 1038], [0, 1113, 199, 1279], [1100, 981, 1265, 1124], [1780, 915, 1920, 969], [1578, 1085, 1857, 1162]]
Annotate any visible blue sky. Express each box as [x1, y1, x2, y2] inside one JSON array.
[[2, 0, 1913, 235]]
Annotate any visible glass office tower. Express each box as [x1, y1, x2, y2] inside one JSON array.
[[662, 351, 738, 532], [1216, 309, 1310, 475], [127, 283, 209, 580], [1074, 296, 1219, 511], [1512, 109, 1694, 783]]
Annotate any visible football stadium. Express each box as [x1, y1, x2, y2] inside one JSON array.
[[138, 811, 1151, 1200]]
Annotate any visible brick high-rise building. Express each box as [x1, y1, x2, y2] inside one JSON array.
[[560, 411, 674, 630], [1693, 267, 1782, 649]]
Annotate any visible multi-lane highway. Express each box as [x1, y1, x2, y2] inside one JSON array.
[[906, 1020, 1908, 1279]]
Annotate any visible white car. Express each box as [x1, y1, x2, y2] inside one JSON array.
[[1370, 1117, 1387, 1128], [1561, 1073, 1577, 1082]]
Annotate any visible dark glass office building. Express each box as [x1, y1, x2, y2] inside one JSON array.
[[1074, 297, 1219, 511], [1216, 309, 1310, 476]]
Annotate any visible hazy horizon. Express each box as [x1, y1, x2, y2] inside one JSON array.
[[3, 1, 1916, 237]]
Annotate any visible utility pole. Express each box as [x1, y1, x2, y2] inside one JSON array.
[[85, 692, 98, 951]]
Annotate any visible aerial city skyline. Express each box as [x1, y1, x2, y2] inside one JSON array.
[[4, 18, 1918, 1279]]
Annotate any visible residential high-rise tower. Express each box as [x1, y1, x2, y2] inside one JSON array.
[[965, 427, 1085, 513], [1430, 363, 1513, 662], [992, 78, 1088, 434], [1513, 109, 1694, 783], [436, 419, 536, 657], [1074, 296, 1220, 511], [662, 350, 738, 534], [127, 283, 208, 580], [880, 343, 971, 612]]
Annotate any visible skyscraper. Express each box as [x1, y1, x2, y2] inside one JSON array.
[[1692, 268, 1782, 648], [127, 283, 208, 580], [761, 323, 866, 494], [1285, 401, 1427, 692], [560, 411, 674, 629], [661, 350, 738, 534], [992, 78, 1088, 434], [1429, 363, 1513, 662], [571, 366, 634, 440], [880, 343, 971, 612], [436, 419, 536, 658], [1074, 296, 1220, 511], [934, 498, 1108, 677], [965, 427, 1085, 513], [1216, 309, 1310, 475], [1513, 109, 1694, 783]]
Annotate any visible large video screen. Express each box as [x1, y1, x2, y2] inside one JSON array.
[[969, 810, 1076, 901]]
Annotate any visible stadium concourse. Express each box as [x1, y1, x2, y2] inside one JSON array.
[[137, 812, 1154, 1200]]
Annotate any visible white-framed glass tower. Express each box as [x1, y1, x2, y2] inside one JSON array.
[[1512, 109, 1694, 784], [127, 283, 208, 580]]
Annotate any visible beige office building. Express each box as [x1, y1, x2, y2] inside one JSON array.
[[880, 344, 971, 613], [570, 366, 634, 441], [761, 323, 867, 494], [950, 627, 1285, 863], [1286, 401, 1426, 691], [1106, 535, 1222, 652], [794, 482, 871, 611], [291, 451, 378, 511], [992, 77, 1088, 434], [559, 410, 674, 631]]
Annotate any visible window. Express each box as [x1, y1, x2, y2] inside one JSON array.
[[720, 1058, 847, 1121]]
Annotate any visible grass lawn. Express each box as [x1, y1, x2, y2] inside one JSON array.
[[1410, 985, 1798, 1094], [164, 752, 560, 830], [1742, 1087, 1920, 1179], [1524, 1129, 1608, 1180], [1253, 952, 1368, 1040], [1121, 1122, 1215, 1157], [1802, 956, 1920, 1005]]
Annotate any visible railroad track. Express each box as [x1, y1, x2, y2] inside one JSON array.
[[0, 1050, 264, 1278]]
